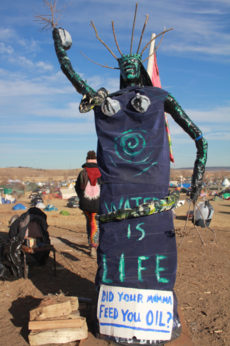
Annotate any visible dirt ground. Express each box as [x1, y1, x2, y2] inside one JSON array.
[[0, 193, 229, 346]]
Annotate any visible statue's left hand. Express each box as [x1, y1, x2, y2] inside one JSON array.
[[79, 88, 108, 113]]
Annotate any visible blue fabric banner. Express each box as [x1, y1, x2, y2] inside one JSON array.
[[94, 86, 179, 342]]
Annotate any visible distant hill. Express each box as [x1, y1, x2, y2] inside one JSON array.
[[0, 166, 229, 183], [173, 167, 230, 171], [206, 167, 230, 171], [0, 167, 79, 183]]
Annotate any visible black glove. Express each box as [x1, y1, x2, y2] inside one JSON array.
[[79, 88, 108, 113]]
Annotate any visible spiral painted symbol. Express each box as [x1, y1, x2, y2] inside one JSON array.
[[114, 129, 151, 164]]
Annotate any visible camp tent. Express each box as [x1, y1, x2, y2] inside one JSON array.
[[60, 187, 77, 200], [222, 178, 230, 187]]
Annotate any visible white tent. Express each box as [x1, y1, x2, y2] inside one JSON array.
[[222, 178, 230, 187], [60, 187, 77, 200]]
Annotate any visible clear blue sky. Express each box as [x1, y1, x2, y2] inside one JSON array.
[[0, 0, 229, 169]]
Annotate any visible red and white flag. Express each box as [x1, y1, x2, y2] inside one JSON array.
[[147, 34, 174, 163]]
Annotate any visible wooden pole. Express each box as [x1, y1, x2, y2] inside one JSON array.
[[147, 33, 156, 80]]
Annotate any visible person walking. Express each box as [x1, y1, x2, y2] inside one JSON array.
[[75, 151, 101, 258]]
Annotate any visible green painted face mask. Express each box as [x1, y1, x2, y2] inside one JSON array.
[[118, 54, 142, 83]]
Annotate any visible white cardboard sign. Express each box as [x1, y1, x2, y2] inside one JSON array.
[[97, 285, 174, 341]]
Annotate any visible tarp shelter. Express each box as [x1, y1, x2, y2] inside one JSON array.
[[0, 195, 16, 204], [4, 188, 13, 194], [60, 210, 70, 216], [169, 181, 178, 187], [179, 183, 191, 189], [222, 193, 230, 200], [12, 203, 27, 210], [44, 204, 58, 212]]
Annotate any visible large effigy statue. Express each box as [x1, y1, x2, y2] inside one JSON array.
[[44, 2, 207, 345]]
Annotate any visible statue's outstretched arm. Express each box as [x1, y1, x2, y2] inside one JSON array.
[[164, 94, 208, 203], [52, 28, 108, 112]]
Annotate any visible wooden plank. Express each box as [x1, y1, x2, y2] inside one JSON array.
[[69, 296, 79, 311], [30, 296, 79, 321], [28, 325, 88, 345], [69, 311, 80, 318], [29, 317, 86, 331], [29, 311, 81, 322], [30, 300, 73, 321]]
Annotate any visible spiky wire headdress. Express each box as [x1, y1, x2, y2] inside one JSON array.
[[89, 3, 173, 87]]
